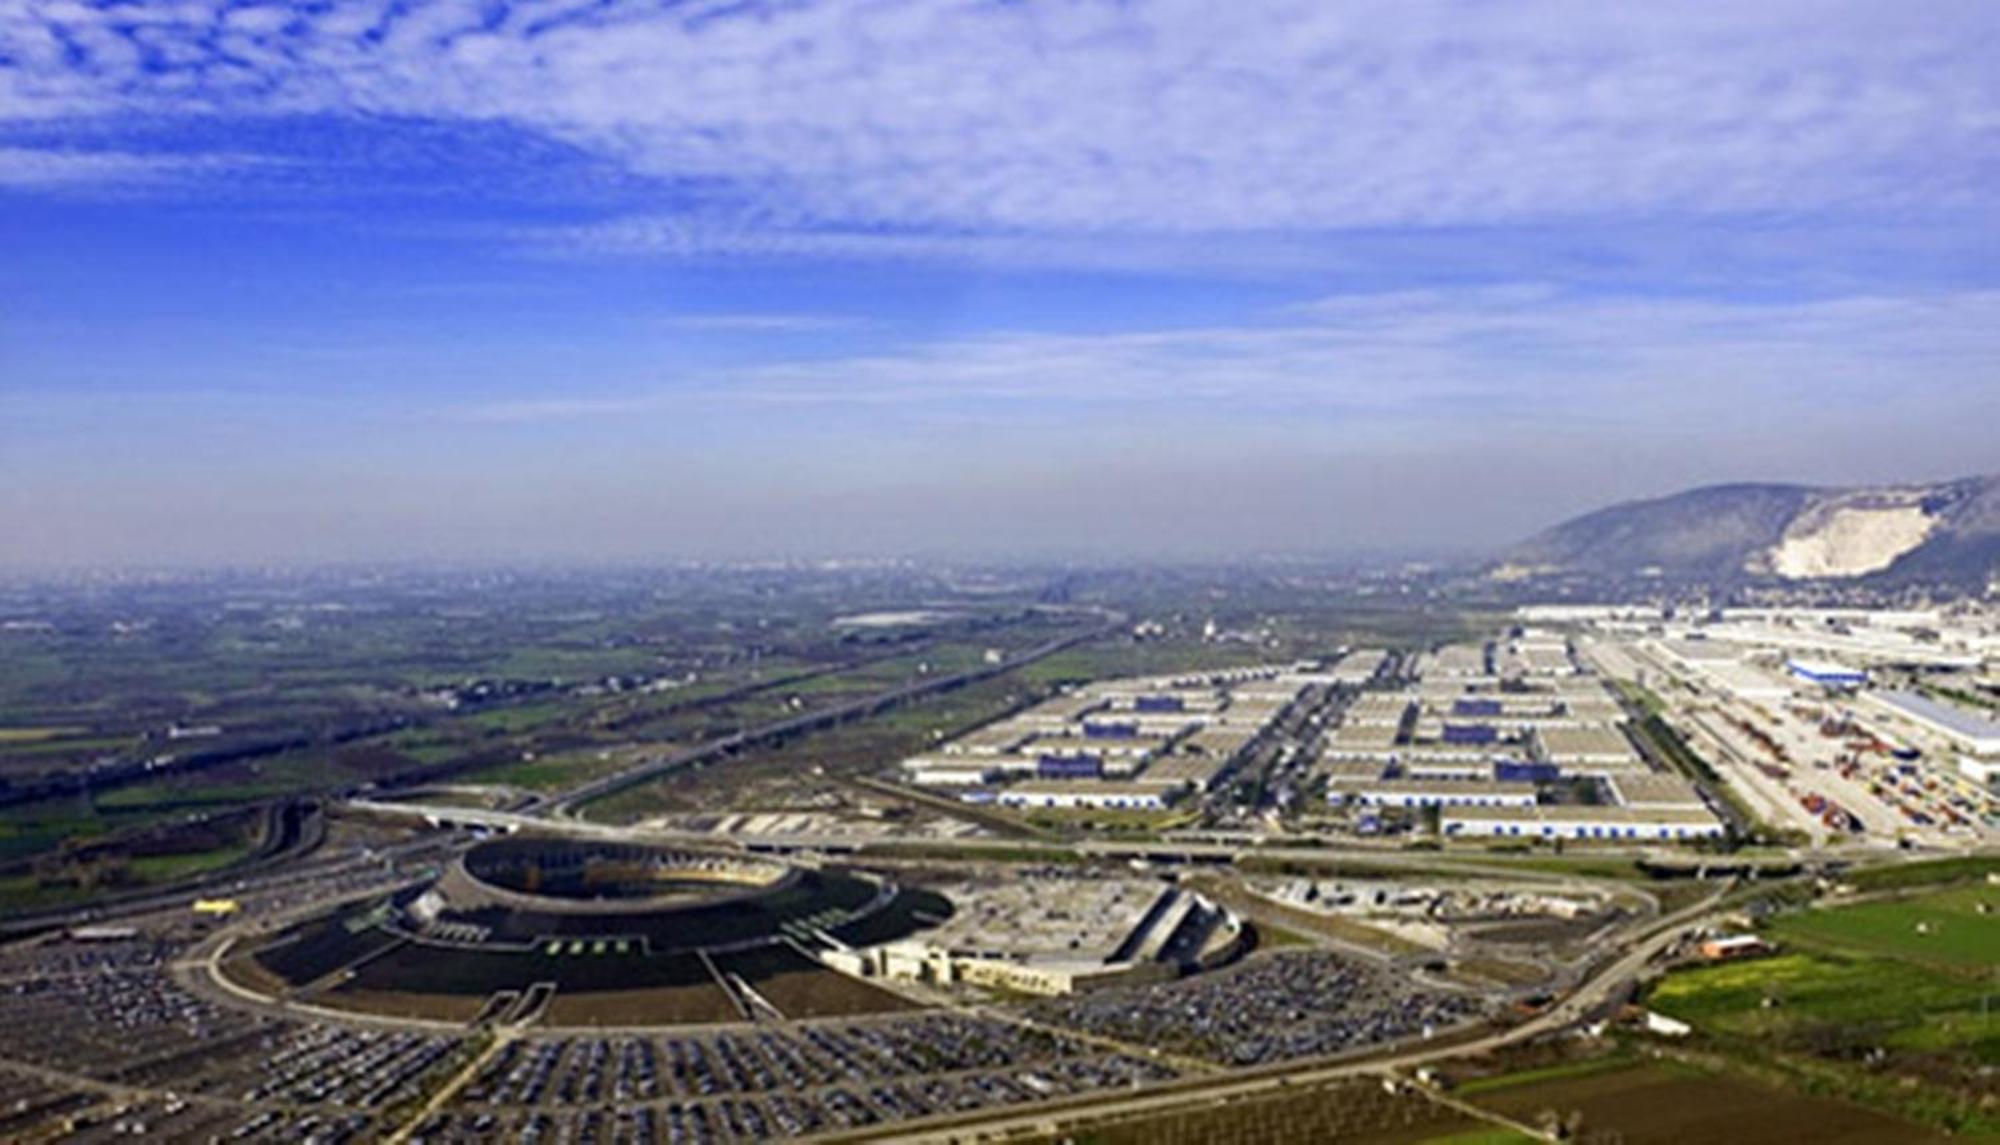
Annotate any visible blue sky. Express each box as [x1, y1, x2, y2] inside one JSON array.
[[2, 0, 1996, 566]]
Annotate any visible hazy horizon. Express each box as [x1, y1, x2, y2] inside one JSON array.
[[5, 2, 1997, 567]]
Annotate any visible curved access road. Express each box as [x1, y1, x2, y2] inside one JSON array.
[[812, 893, 1729, 1144]]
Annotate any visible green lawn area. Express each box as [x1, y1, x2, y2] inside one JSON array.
[[1770, 886, 2000, 968], [129, 843, 254, 882], [1446, 853, 1649, 880], [1844, 854, 2000, 893], [1609, 678, 1666, 717]]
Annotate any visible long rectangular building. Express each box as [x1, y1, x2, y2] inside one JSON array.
[[1861, 690, 2000, 756], [1334, 779, 1538, 808], [997, 779, 1185, 811], [1533, 725, 1644, 771], [1442, 804, 1724, 841], [1330, 649, 1389, 684]]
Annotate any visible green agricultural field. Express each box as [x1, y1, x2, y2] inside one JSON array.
[[0, 569, 1110, 870], [0, 733, 139, 760], [128, 843, 254, 882], [0, 827, 260, 915], [0, 805, 182, 863], [1645, 939, 1998, 1135], [0, 726, 85, 743], [0, 873, 102, 912], [1416, 1130, 1536, 1145], [463, 747, 645, 792], [1454, 1051, 1644, 1096], [1770, 886, 2000, 968], [1020, 1075, 1504, 1145], [456, 700, 575, 733], [1012, 640, 1275, 689], [95, 773, 308, 811], [0, 809, 104, 857], [1648, 952, 1990, 1042], [577, 670, 1040, 823], [376, 728, 469, 765]]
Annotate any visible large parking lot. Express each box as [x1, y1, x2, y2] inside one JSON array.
[[1028, 949, 1487, 1066], [417, 1012, 1177, 1142], [0, 931, 469, 1142], [0, 927, 1195, 1143], [0, 873, 1494, 1141]]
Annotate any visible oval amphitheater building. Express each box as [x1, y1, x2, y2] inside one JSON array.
[[217, 837, 953, 1027]]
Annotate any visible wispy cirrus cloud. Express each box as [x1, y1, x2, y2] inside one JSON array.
[[6, 4, 1996, 568], [661, 313, 870, 334], [2, 1, 1994, 251], [0, 145, 251, 188], [449, 285, 2000, 426]]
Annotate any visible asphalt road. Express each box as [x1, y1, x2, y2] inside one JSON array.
[[814, 893, 1730, 1143], [536, 616, 1119, 815]]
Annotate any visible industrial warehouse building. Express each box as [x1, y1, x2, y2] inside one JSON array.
[[1606, 772, 1707, 809], [1298, 634, 1745, 846], [1532, 725, 1645, 771], [1334, 779, 1538, 809], [900, 662, 1324, 808], [1323, 722, 1401, 761], [1142, 754, 1231, 792], [996, 779, 1185, 811], [1861, 690, 2000, 756], [1786, 658, 1868, 688], [1441, 804, 1724, 841], [902, 757, 1005, 786]]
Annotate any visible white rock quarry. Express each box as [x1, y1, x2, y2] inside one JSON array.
[[1762, 501, 1938, 579]]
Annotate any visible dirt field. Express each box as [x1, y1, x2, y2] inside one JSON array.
[[1021, 1078, 1513, 1145], [316, 986, 488, 1024], [739, 963, 922, 1020], [217, 950, 292, 997], [540, 981, 750, 1027], [1465, 1058, 1946, 1144]]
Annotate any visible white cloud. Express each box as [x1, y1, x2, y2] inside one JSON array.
[[2, 0, 1994, 241], [0, 145, 215, 187], [452, 285, 2000, 427]]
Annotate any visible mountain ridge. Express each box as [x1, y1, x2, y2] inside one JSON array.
[[1497, 474, 2000, 587]]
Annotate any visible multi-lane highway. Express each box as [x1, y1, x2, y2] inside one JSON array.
[[534, 617, 1120, 815]]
